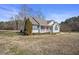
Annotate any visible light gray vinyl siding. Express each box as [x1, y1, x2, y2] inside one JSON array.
[[32, 25, 39, 33], [32, 25, 38, 30]]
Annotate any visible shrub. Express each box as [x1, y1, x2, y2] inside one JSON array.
[[24, 17, 32, 35]]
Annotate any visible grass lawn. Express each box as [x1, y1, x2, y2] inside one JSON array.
[[0, 30, 79, 55]]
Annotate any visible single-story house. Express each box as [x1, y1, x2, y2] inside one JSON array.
[[20, 16, 60, 33]]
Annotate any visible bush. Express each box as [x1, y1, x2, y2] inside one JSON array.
[[24, 17, 32, 35]]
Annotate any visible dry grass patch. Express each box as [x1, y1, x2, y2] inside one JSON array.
[[0, 31, 79, 54]]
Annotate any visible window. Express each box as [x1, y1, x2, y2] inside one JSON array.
[[55, 25, 58, 30], [41, 26, 45, 29], [32, 25, 38, 30]]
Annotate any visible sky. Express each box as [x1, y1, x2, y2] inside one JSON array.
[[0, 4, 79, 23]]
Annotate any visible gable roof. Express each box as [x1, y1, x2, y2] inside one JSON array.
[[29, 17, 39, 25], [28, 16, 58, 26], [33, 17, 48, 26], [28, 16, 48, 26]]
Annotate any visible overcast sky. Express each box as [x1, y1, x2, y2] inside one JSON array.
[[0, 4, 79, 23]]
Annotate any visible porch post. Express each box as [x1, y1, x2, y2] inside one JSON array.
[[38, 25, 41, 33]]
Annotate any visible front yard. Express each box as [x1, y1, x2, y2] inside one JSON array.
[[0, 30, 79, 55]]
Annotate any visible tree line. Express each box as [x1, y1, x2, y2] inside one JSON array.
[[60, 16, 79, 32]]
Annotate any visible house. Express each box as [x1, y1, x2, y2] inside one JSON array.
[[20, 16, 60, 33]]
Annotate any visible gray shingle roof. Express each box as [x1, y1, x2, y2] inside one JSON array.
[[29, 17, 39, 25], [33, 17, 48, 26], [29, 17, 49, 26], [28, 16, 57, 26]]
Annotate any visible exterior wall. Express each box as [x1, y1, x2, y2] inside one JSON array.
[[40, 26, 46, 33], [40, 26, 50, 33], [32, 25, 50, 33], [48, 21, 54, 26], [52, 23, 60, 33], [32, 30, 39, 33], [32, 25, 39, 33], [20, 22, 60, 33]]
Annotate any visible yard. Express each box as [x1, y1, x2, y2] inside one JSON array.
[[0, 30, 79, 55]]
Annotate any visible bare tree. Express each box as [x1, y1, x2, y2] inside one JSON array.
[[36, 10, 45, 20], [18, 4, 33, 19], [15, 15, 19, 30], [17, 5, 34, 32], [18, 4, 45, 20]]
